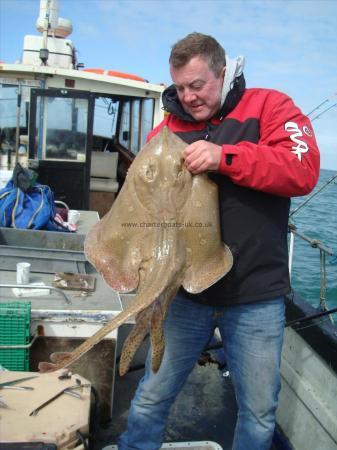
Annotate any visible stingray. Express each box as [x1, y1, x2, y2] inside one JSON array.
[[39, 127, 232, 375]]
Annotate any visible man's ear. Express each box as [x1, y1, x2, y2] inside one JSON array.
[[222, 66, 226, 79]]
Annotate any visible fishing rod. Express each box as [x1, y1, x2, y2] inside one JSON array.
[[290, 173, 337, 218], [285, 305, 337, 328], [307, 92, 337, 117], [298, 92, 337, 215], [310, 101, 337, 121]]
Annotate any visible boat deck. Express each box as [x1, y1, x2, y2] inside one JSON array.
[[0, 215, 282, 450]]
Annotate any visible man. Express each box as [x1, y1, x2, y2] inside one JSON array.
[[118, 33, 320, 450]]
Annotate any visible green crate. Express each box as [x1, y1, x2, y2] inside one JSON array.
[[0, 302, 31, 370]]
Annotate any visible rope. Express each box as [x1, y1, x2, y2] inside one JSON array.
[[319, 250, 327, 309], [319, 249, 335, 325]]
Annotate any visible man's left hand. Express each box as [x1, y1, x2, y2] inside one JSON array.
[[182, 140, 222, 174]]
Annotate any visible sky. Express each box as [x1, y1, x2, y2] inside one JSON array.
[[0, 0, 337, 170]]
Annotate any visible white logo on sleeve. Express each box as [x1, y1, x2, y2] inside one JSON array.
[[284, 122, 309, 161], [303, 125, 313, 137]]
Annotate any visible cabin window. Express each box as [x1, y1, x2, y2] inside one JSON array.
[[131, 99, 141, 155], [141, 98, 154, 146], [93, 97, 119, 139], [117, 97, 155, 155], [34, 96, 88, 161], [119, 100, 131, 149], [0, 84, 29, 165], [0, 85, 28, 129]]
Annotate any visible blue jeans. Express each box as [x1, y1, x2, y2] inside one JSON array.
[[118, 294, 285, 450]]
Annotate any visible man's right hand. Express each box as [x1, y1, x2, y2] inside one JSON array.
[[182, 140, 222, 174]]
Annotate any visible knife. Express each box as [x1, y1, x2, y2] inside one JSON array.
[[0, 375, 38, 390]]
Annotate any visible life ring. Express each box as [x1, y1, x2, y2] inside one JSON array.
[[83, 68, 147, 82]]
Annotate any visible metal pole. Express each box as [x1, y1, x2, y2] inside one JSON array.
[[14, 85, 22, 166], [288, 231, 294, 280], [288, 225, 333, 256]]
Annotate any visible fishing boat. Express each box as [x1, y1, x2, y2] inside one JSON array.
[[0, 1, 336, 449]]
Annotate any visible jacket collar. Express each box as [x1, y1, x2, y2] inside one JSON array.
[[162, 72, 246, 123]]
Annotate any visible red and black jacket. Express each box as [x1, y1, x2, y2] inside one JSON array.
[[148, 78, 320, 306]]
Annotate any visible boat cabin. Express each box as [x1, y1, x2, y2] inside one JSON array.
[[0, 1, 164, 216]]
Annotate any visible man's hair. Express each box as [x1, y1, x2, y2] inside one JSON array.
[[169, 32, 226, 77]]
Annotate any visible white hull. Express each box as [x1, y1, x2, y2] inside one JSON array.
[[278, 327, 337, 449]]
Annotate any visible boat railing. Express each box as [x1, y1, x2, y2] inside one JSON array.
[[288, 222, 336, 324], [288, 173, 337, 325]]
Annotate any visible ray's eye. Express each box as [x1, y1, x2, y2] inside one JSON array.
[[146, 167, 154, 180], [140, 160, 158, 182], [174, 162, 184, 179]]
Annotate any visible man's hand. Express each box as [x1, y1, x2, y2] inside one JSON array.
[[182, 140, 222, 174]]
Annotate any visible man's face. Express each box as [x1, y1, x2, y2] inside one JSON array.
[[170, 56, 225, 122]]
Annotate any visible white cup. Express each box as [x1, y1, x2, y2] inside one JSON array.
[[16, 262, 31, 284], [68, 210, 80, 225]]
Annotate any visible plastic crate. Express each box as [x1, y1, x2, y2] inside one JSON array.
[[0, 302, 31, 370]]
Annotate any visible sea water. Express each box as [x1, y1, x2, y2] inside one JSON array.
[[290, 168, 337, 317]]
